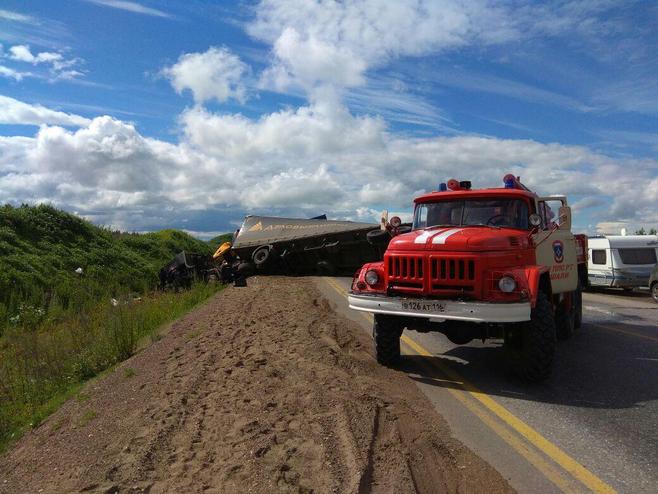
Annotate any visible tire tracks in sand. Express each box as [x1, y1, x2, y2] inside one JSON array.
[[1, 277, 513, 494]]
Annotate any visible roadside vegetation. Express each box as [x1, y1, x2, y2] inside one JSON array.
[[207, 232, 233, 250], [0, 204, 221, 452]]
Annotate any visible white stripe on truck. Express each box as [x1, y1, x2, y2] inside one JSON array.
[[432, 228, 462, 244]]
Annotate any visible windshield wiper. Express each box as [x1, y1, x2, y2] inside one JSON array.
[[462, 223, 502, 230]]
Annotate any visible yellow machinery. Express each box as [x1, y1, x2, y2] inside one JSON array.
[[213, 241, 232, 261]]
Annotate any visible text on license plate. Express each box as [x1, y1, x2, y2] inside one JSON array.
[[401, 301, 446, 312]]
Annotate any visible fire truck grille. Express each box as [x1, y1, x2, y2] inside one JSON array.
[[386, 254, 479, 295], [387, 255, 424, 280], [430, 258, 476, 281]]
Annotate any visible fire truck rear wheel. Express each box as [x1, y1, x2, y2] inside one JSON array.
[[506, 291, 556, 382], [574, 278, 583, 329], [373, 314, 403, 366], [555, 292, 576, 340]]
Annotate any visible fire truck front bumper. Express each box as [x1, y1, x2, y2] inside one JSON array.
[[348, 293, 531, 323]]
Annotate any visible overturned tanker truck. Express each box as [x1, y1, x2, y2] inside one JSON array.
[[231, 215, 386, 275], [159, 214, 389, 289]]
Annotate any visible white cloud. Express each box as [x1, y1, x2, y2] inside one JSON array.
[[240, 165, 345, 208], [0, 65, 26, 81], [1, 1, 656, 236], [4, 44, 82, 81], [9, 44, 62, 64], [0, 9, 34, 23], [249, 0, 517, 93], [163, 47, 248, 104], [85, 0, 170, 18], [0, 95, 91, 126], [261, 27, 367, 90], [1, 96, 657, 234]]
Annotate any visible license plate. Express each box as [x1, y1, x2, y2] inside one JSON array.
[[401, 300, 446, 313]]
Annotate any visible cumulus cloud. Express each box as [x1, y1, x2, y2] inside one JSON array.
[[163, 47, 248, 104], [261, 27, 367, 90], [2, 95, 657, 234], [0, 95, 91, 126], [1, 0, 656, 235], [250, 0, 517, 92]]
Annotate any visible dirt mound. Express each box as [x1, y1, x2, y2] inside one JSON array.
[[0, 277, 513, 493]]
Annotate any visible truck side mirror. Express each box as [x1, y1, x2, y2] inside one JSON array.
[[558, 206, 571, 230], [529, 213, 542, 227]]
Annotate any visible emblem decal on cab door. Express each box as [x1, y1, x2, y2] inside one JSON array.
[[552, 240, 564, 263]]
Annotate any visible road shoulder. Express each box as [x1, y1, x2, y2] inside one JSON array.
[[0, 276, 513, 494]]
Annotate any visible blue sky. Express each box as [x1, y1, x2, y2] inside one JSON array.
[[0, 0, 657, 237]]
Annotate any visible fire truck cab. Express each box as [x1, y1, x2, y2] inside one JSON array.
[[349, 175, 588, 381]]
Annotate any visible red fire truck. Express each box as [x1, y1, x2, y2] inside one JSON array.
[[349, 175, 588, 381]]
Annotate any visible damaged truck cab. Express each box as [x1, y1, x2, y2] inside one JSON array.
[[349, 175, 588, 381]]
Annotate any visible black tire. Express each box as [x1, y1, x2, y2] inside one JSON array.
[[651, 283, 658, 303], [445, 323, 474, 345], [236, 261, 255, 277], [366, 229, 391, 246], [574, 278, 583, 329], [252, 246, 271, 267], [556, 292, 575, 340], [505, 291, 556, 382], [373, 314, 403, 366], [446, 333, 473, 345]]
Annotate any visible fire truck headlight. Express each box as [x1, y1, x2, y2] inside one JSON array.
[[498, 276, 516, 293], [365, 270, 380, 286]]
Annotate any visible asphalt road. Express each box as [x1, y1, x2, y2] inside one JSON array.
[[315, 278, 658, 494]]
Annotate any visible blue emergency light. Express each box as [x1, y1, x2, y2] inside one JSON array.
[[438, 183, 447, 191]]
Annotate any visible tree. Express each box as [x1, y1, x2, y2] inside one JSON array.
[[650, 228, 657, 235], [635, 227, 646, 235]]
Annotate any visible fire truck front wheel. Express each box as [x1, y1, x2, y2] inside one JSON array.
[[373, 314, 404, 366], [505, 291, 556, 382]]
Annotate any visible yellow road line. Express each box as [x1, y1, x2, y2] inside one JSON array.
[[403, 347, 581, 494], [588, 322, 658, 343], [323, 277, 617, 494], [402, 337, 615, 494]]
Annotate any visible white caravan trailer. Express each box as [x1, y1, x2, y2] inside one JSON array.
[[587, 235, 658, 289]]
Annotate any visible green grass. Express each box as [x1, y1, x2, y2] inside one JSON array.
[[0, 204, 222, 453], [0, 203, 212, 337], [0, 282, 221, 452], [207, 232, 233, 251]]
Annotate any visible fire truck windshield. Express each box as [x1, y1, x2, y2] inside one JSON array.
[[413, 198, 529, 230]]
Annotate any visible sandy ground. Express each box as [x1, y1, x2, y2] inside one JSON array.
[[0, 277, 513, 494]]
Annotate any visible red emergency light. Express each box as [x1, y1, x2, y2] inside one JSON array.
[[503, 173, 530, 191], [447, 179, 472, 191]]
